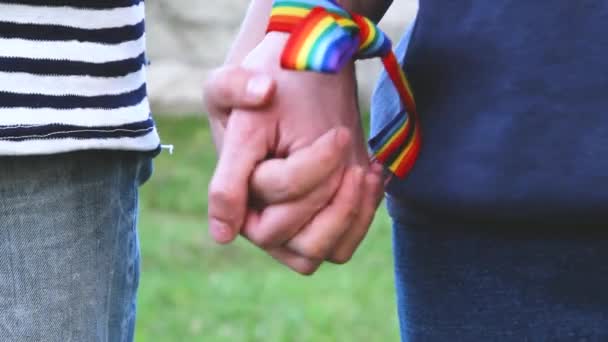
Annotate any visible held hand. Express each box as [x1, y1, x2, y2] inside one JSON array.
[[207, 33, 384, 274], [250, 150, 385, 274], [208, 32, 365, 239]]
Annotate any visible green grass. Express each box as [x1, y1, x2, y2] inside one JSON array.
[[135, 116, 399, 341]]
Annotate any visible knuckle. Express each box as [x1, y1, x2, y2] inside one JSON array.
[[345, 185, 364, 218], [344, 203, 359, 222], [204, 67, 236, 104], [295, 263, 320, 276], [246, 224, 286, 250], [208, 183, 240, 214], [250, 231, 279, 250], [329, 252, 353, 265], [333, 127, 352, 150], [214, 78, 234, 103]]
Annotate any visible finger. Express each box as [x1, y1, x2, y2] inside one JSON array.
[[267, 247, 323, 276], [208, 113, 270, 244], [328, 162, 385, 264], [250, 127, 351, 204], [240, 211, 323, 275], [285, 166, 365, 260], [242, 168, 343, 248], [203, 66, 276, 115], [242, 127, 350, 248]]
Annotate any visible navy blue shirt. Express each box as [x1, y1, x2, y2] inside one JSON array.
[[371, 1, 608, 223]]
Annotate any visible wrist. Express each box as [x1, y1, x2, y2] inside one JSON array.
[[351, 0, 393, 22], [335, 0, 355, 11]]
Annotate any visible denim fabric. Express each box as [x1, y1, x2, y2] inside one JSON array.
[[0, 151, 152, 342], [388, 197, 608, 342]]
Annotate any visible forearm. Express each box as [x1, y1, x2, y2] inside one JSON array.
[[225, 0, 392, 64], [225, 1, 272, 64]]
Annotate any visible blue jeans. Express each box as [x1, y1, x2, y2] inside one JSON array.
[[388, 197, 608, 341], [0, 151, 152, 341]]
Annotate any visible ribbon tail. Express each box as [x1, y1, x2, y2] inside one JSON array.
[[370, 53, 421, 178]]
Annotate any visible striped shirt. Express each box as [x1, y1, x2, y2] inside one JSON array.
[[0, 0, 160, 155]]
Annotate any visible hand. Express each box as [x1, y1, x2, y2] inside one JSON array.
[[249, 145, 385, 274], [206, 33, 384, 274]]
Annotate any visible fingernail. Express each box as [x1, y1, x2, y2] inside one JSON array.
[[209, 219, 233, 244], [246, 75, 273, 102]]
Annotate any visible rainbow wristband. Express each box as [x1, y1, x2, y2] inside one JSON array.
[[267, 0, 421, 178]]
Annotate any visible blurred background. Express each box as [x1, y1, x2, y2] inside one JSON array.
[[137, 1, 417, 341]]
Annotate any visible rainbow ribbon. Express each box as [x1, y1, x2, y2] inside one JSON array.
[[267, 0, 421, 178]]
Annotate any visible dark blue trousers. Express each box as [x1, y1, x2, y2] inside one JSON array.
[[389, 198, 608, 341]]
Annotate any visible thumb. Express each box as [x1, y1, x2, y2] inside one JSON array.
[[208, 112, 271, 244], [203, 66, 276, 115]]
